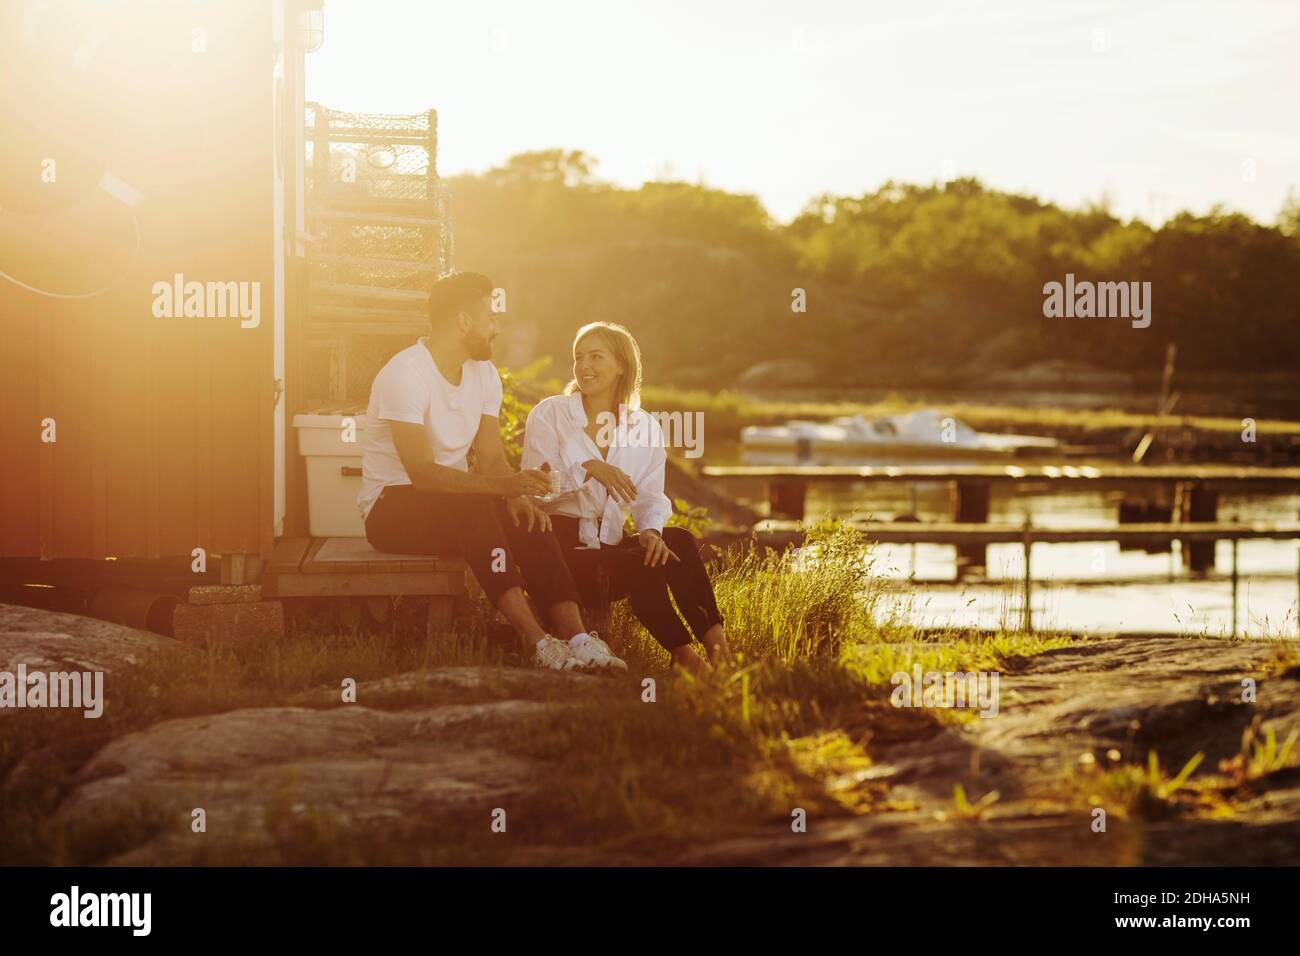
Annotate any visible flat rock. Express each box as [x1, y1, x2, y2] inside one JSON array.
[[677, 808, 1139, 866], [0, 603, 178, 675], [50, 694, 564, 864], [286, 665, 597, 707], [968, 637, 1300, 779], [697, 636, 1300, 865]]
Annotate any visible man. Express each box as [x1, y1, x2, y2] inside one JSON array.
[[358, 271, 626, 672]]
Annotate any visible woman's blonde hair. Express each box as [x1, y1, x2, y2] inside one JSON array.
[[565, 321, 643, 411]]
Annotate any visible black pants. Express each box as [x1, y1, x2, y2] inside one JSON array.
[[551, 516, 724, 651], [364, 484, 580, 612]]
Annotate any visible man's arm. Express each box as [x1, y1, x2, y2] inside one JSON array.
[[390, 419, 547, 497], [475, 414, 553, 531], [472, 413, 516, 480]]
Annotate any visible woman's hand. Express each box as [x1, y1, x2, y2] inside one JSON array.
[[582, 459, 638, 504], [638, 529, 679, 567]]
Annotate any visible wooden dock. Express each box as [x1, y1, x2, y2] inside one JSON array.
[[704, 462, 1300, 573]]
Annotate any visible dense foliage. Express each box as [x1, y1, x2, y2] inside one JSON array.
[[447, 151, 1300, 389]]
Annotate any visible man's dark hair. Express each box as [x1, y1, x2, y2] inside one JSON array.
[[427, 271, 494, 324]]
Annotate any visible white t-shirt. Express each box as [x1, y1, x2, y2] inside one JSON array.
[[358, 339, 503, 521]]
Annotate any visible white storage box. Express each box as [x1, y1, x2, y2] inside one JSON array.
[[293, 412, 368, 537]]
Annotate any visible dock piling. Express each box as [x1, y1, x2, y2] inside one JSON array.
[[1182, 483, 1220, 574], [1022, 517, 1033, 634], [1231, 537, 1239, 638], [769, 479, 807, 521], [954, 479, 990, 573]]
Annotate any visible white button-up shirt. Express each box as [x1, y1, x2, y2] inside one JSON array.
[[522, 393, 674, 549]]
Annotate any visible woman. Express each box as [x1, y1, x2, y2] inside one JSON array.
[[522, 321, 731, 675]]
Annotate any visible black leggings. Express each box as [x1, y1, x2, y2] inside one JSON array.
[[550, 516, 724, 651], [364, 485, 580, 612]]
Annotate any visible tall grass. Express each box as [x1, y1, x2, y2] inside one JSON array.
[[604, 517, 918, 672], [711, 519, 881, 661]]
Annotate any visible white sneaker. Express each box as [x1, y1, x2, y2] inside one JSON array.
[[533, 635, 584, 671], [570, 632, 628, 672]]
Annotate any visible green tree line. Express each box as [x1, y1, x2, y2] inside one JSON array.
[[446, 150, 1300, 390]]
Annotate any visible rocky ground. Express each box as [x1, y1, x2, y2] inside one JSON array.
[[682, 638, 1300, 864], [3, 602, 1298, 865]]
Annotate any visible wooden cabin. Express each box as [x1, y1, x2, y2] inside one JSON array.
[[0, 0, 462, 635]]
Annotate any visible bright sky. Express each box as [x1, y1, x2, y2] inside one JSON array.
[[307, 0, 1300, 226]]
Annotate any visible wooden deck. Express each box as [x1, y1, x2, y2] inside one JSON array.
[[263, 537, 469, 599]]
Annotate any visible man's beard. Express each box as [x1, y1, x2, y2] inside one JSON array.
[[465, 330, 494, 361]]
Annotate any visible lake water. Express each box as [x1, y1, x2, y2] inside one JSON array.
[[718, 463, 1300, 638]]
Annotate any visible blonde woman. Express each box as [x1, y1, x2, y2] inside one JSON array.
[[522, 321, 731, 675]]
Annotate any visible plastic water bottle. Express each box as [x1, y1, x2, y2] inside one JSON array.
[[538, 462, 564, 502]]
